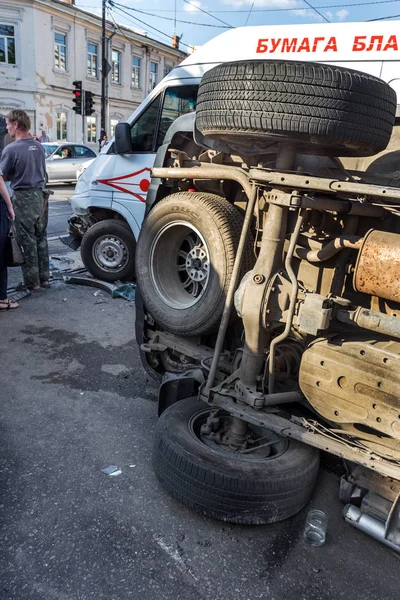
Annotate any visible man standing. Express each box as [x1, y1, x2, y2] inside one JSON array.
[[0, 110, 50, 291], [39, 130, 50, 143]]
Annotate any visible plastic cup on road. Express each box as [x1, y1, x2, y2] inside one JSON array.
[[303, 509, 328, 547]]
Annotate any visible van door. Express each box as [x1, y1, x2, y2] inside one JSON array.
[[111, 85, 198, 236]]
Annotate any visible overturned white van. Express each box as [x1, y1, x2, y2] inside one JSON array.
[[68, 20, 400, 281]]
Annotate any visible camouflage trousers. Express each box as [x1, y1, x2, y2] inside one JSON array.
[[12, 189, 49, 288]]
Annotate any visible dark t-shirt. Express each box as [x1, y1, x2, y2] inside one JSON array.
[[0, 137, 46, 190]]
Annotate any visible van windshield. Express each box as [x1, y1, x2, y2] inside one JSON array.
[[130, 85, 198, 153]]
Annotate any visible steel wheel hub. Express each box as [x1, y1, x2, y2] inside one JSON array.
[[94, 236, 128, 271], [150, 221, 211, 309]]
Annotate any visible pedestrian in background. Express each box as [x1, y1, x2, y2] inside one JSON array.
[[39, 130, 50, 143], [0, 110, 50, 291], [0, 115, 7, 154], [0, 168, 19, 309]]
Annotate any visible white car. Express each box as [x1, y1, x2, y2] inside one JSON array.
[[43, 142, 97, 183], [76, 158, 96, 180]]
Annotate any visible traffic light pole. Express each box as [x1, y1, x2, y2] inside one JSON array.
[[101, 0, 107, 136], [82, 90, 85, 144]]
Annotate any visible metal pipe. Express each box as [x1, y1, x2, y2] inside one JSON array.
[[248, 168, 400, 202], [343, 504, 400, 553], [295, 235, 362, 263], [263, 390, 303, 406], [204, 184, 258, 394], [151, 165, 253, 201], [337, 307, 400, 340], [268, 210, 305, 393], [301, 196, 385, 217]]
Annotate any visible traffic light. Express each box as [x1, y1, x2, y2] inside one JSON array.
[[84, 91, 95, 116], [72, 80, 83, 115]]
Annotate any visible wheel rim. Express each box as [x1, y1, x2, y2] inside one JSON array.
[[93, 235, 129, 272], [189, 408, 288, 462], [150, 221, 210, 309]]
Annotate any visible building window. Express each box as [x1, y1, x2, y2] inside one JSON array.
[[87, 116, 97, 143], [87, 43, 98, 78], [55, 32, 67, 70], [0, 24, 16, 65], [150, 62, 158, 89], [132, 56, 141, 88], [164, 66, 172, 78], [110, 119, 119, 137], [111, 50, 121, 83], [56, 112, 67, 140]]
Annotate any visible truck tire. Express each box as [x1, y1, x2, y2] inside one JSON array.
[[135, 192, 254, 336], [153, 397, 320, 524], [81, 219, 136, 282], [196, 60, 397, 157]]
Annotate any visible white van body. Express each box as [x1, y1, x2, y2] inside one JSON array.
[[70, 21, 400, 280]]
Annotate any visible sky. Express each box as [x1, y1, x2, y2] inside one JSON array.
[[73, 0, 400, 51]]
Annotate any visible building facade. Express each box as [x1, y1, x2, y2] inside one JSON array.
[[0, 0, 187, 146]]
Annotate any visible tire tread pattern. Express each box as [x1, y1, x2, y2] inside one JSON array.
[[196, 61, 397, 156]]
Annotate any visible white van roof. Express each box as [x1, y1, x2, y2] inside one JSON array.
[[181, 21, 400, 66]]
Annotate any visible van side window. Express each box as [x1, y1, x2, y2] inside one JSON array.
[[130, 94, 161, 152], [156, 86, 198, 149]]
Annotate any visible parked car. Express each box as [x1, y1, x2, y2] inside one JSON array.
[[76, 158, 95, 180], [43, 142, 97, 183]]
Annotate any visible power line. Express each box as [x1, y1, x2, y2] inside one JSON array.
[[181, 0, 233, 28], [76, 1, 400, 14], [302, 0, 331, 22], [110, 1, 231, 28], [109, 3, 193, 50], [367, 12, 400, 19]]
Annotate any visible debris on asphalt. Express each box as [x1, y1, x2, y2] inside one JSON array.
[[7, 287, 31, 302], [63, 274, 121, 296], [102, 465, 122, 476], [303, 509, 328, 547], [112, 283, 135, 302], [64, 274, 135, 302]]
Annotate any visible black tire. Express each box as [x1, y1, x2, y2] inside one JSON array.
[[153, 397, 320, 524], [81, 219, 136, 282], [196, 60, 397, 157], [135, 192, 254, 336]]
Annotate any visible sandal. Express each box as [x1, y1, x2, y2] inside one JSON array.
[[0, 298, 19, 310], [41, 281, 51, 288]]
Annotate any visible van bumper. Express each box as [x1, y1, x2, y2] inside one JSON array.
[[60, 214, 91, 250]]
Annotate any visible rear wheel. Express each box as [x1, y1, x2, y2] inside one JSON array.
[[136, 192, 255, 336], [153, 397, 320, 524], [81, 219, 136, 282]]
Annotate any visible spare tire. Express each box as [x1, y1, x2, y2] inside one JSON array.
[[196, 60, 397, 157], [135, 192, 254, 337]]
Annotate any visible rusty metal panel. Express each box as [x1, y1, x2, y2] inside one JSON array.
[[299, 337, 400, 454], [354, 229, 400, 303]]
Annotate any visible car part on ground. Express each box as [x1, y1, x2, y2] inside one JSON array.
[[80, 219, 136, 282], [135, 59, 400, 550]]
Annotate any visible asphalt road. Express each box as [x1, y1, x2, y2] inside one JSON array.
[[48, 185, 74, 240], [1, 185, 399, 600]]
